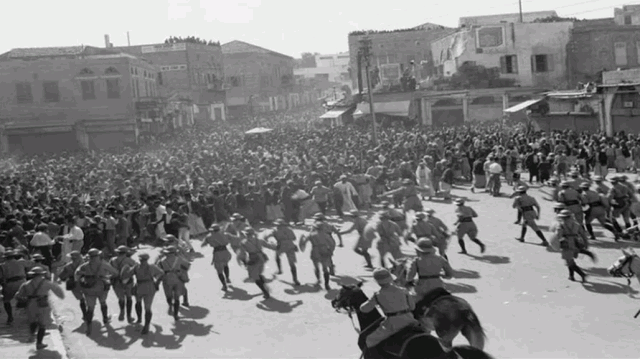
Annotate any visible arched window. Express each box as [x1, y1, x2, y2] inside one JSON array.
[[105, 67, 120, 75]]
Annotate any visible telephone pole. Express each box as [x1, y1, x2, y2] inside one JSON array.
[[518, 0, 523, 22], [359, 37, 378, 145]]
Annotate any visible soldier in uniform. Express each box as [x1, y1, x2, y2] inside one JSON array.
[[340, 210, 372, 269], [593, 176, 609, 195], [454, 198, 486, 254], [156, 245, 190, 320], [618, 175, 639, 226], [29, 253, 52, 279], [558, 181, 584, 224], [236, 228, 274, 298], [58, 251, 87, 320], [581, 182, 619, 240], [300, 223, 334, 290], [313, 213, 341, 275], [122, 252, 164, 334], [201, 224, 232, 291], [375, 213, 404, 268], [608, 175, 632, 231], [412, 212, 449, 260], [550, 210, 590, 282], [513, 186, 549, 246], [405, 239, 453, 331], [359, 268, 419, 358], [263, 219, 300, 286], [14, 266, 65, 350], [425, 208, 449, 255], [381, 179, 428, 213], [0, 250, 30, 324], [225, 213, 247, 252], [548, 178, 561, 202], [109, 245, 136, 323], [75, 248, 118, 335]]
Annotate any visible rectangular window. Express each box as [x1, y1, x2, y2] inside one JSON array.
[[531, 54, 552, 73], [15, 82, 33, 104], [43, 81, 60, 102], [157, 73, 163, 86], [500, 55, 518, 74], [106, 78, 120, 99], [625, 15, 632, 25], [80, 80, 96, 100], [615, 42, 628, 66], [145, 81, 150, 97]]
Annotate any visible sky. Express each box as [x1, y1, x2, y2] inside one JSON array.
[[1, 0, 638, 58]]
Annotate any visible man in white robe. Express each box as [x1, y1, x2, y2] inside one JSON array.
[[416, 162, 435, 200], [334, 175, 358, 213]]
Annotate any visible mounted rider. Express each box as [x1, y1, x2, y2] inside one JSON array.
[[405, 238, 453, 323], [360, 268, 418, 357]]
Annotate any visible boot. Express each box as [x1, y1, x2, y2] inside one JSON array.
[[80, 300, 88, 322], [291, 266, 301, 286], [4, 302, 13, 324], [535, 230, 549, 246], [314, 268, 321, 286], [324, 272, 331, 291], [515, 211, 522, 224], [458, 240, 467, 254], [135, 302, 143, 324], [223, 266, 231, 283], [173, 300, 180, 321], [218, 273, 228, 291], [182, 290, 190, 307], [362, 250, 373, 269], [568, 266, 576, 281], [585, 223, 596, 239], [85, 309, 94, 335], [126, 298, 134, 323], [573, 264, 587, 282], [166, 298, 173, 315], [330, 260, 336, 276], [28, 323, 38, 342], [580, 249, 597, 263], [100, 304, 110, 325], [275, 256, 283, 275], [36, 327, 47, 350], [256, 276, 270, 299], [516, 226, 526, 242], [141, 312, 152, 335], [472, 238, 486, 253], [118, 300, 126, 321]]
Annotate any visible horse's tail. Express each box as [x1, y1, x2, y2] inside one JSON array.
[[460, 308, 486, 350], [449, 345, 495, 359]]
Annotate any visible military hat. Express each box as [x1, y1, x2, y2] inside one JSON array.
[[557, 209, 572, 218], [87, 248, 102, 257], [313, 213, 326, 220], [553, 202, 566, 209], [68, 250, 82, 258], [560, 181, 571, 187], [593, 176, 603, 182], [274, 218, 288, 226], [415, 212, 427, 219], [3, 250, 15, 258], [516, 186, 527, 193], [31, 253, 45, 261], [115, 245, 129, 254], [346, 210, 359, 217], [372, 268, 396, 285], [138, 253, 150, 260], [28, 266, 48, 276], [425, 208, 435, 214], [579, 182, 591, 189], [162, 245, 177, 254], [210, 223, 221, 231], [244, 228, 255, 235], [454, 198, 465, 205], [415, 238, 436, 254]]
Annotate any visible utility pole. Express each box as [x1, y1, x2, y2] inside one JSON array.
[[359, 37, 377, 145], [518, 0, 523, 23]]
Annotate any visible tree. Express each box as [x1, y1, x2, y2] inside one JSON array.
[[534, 15, 583, 23], [296, 52, 318, 68]]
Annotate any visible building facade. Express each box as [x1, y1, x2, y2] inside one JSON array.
[[614, 4, 640, 25], [458, 11, 557, 27], [294, 52, 351, 89], [222, 40, 308, 117], [0, 46, 163, 152], [347, 26, 456, 90], [567, 24, 640, 86], [431, 21, 574, 88], [112, 41, 226, 121]]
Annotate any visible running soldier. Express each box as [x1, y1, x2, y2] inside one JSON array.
[[201, 224, 233, 291], [513, 186, 549, 246], [454, 199, 486, 254], [263, 219, 300, 286]]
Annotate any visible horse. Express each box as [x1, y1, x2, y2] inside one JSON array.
[[331, 282, 495, 359], [388, 257, 486, 350], [608, 248, 640, 287]]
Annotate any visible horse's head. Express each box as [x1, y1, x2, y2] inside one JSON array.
[[388, 257, 411, 287], [331, 281, 366, 312], [608, 248, 638, 279]]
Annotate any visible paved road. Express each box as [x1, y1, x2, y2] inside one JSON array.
[[52, 180, 640, 358]]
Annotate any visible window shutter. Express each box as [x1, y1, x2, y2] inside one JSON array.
[[531, 55, 536, 73], [500, 56, 507, 73], [546, 54, 554, 72], [512, 55, 519, 74]]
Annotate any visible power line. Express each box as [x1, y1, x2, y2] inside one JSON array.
[[563, 1, 640, 16]]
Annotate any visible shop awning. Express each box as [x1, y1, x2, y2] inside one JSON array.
[[320, 109, 348, 119], [503, 98, 544, 113], [357, 100, 411, 117]]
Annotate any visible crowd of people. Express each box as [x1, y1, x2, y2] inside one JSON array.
[[1, 103, 640, 350]]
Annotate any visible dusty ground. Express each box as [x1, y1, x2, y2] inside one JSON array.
[[52, 178, 640, 358]]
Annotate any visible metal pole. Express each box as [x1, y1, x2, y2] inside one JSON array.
[[127, 32, 131, 46], [360, 37, 377, 145], [518, 0, 523, 23]]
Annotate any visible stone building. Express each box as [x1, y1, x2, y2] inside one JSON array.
[[0, 46, 160, 152]]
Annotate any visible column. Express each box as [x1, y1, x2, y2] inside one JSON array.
[[0, 126, 8, 154], [597, 101, 605, 133], [462, 96, 470, 123], [502, 93, 509, 110], [603, 88, 616, 136], [422, 98, 433, 126]]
